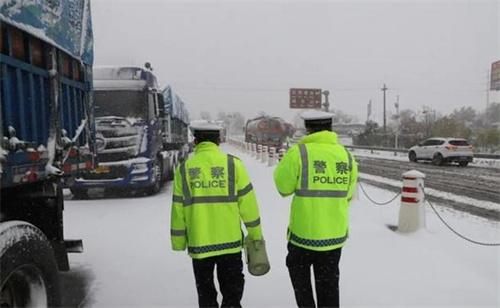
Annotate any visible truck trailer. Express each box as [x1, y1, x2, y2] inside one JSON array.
[[0, 1, 95, 305]]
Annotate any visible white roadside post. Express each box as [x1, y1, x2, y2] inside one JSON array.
[[398, 170, 426, 233], [278, 148, 286, 161], [257, 144, 262, 160], [261, 146, 268, 163], [268, 147, 276, 167], [252, 143, 257, 157]]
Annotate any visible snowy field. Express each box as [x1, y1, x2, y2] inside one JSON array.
[[63, 144, 500, 307]]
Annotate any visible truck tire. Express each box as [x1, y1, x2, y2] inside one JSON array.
[[0, 222, 60, 307], [145, 158, 162, 195], [165, 160, 175, 181], [166, 152, 179, 181]]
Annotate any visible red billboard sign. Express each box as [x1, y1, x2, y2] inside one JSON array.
[[491, 60, 500, 91], [290, 88, 322, 109]]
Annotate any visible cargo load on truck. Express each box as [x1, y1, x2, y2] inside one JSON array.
[[162, 85, 190, 147], [1, 0, 94, 306]]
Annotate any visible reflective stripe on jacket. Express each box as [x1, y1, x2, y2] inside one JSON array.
[[170, 141, 263, 259], [273, 131, 358, 251]]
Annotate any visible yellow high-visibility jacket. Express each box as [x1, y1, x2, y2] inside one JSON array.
[[274, 131, 358, 251], [171, 142, 263, 259]]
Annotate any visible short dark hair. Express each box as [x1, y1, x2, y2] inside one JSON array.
[[305, 120, 332, 134], [194, 131, 220, 145]]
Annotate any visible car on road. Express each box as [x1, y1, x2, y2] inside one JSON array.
[[408, 138, 474, 166]]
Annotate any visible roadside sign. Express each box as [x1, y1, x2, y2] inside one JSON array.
[[290, 88, 322, 109], [491, 60, 500, 91]]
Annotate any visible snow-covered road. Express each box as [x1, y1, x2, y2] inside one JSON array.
[[62, 144, 500, 307]]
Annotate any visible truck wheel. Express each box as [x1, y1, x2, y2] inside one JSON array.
[[165, 161, 175, 181], [458, 161, 469, 167], [146, 159, 162, 195], [0, 222, 60, 307], [70, 188, 88, 200]]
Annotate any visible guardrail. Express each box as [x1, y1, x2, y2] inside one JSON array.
[[226, 136, 500, 160], [345, 145, 500, 160]]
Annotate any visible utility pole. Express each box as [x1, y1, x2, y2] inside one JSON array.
[[381, 84, 388, 132], [394, 95, 400, 149], [367, 99, 372, 122], [486, 69, 491, 109]]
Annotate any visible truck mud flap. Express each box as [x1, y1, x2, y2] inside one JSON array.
[[65, 239, 84, 253]]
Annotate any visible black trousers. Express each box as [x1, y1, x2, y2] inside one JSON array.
[[192, 252, 244, 308], [286, 243, 342, 308]]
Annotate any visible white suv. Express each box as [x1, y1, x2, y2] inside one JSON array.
[[408, 138, 474, 166]]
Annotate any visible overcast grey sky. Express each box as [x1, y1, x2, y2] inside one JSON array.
[[91, 0, 499, 123]]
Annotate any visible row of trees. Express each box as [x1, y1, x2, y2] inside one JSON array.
[[355, 103, 500, 152]]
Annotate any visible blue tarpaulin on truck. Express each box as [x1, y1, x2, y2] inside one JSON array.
[[0, 0, 93, 64], [162, 86, 190, 124]]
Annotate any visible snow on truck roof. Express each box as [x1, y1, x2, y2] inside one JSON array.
[[93, 80, 148, 91], [94, 66, 158, 90]]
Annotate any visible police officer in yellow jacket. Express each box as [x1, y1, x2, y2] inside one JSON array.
[[274, 110, 358, 308], [171, 122, 263, 308]]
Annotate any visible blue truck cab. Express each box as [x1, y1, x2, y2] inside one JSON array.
[[72, 66, 185, 196], [1, 1, 95, 305]]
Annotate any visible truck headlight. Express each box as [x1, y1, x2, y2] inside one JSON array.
[[132, 163, 149, 171]]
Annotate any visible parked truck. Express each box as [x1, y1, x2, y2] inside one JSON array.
[[71, 67, 190, 197], [245, 116, 295, 148], [0, 1, 95, 306]]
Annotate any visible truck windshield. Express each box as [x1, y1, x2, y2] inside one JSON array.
[[94, 90, 146, 119]]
